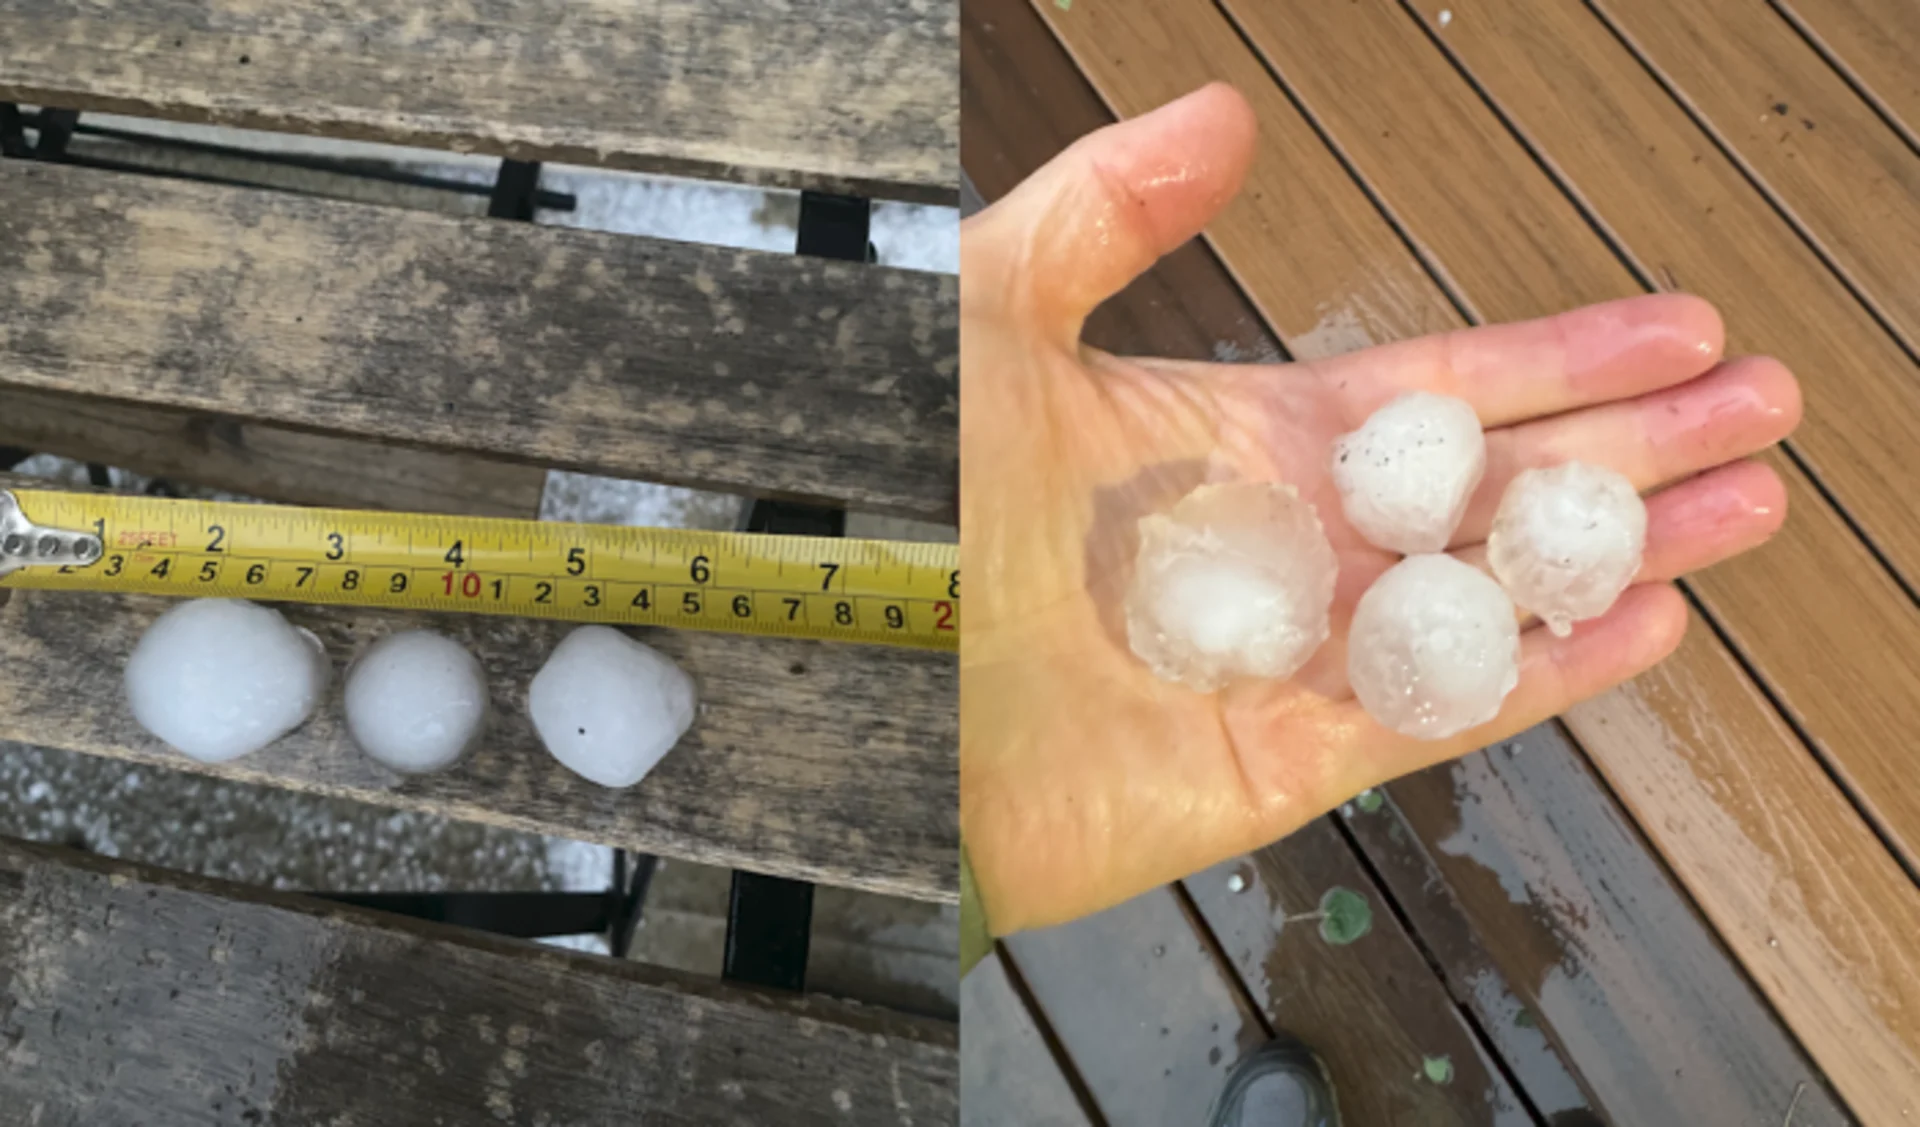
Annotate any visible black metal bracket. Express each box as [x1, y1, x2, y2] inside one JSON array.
[[488, 159, 544, 221], [0, 103, 28, 158]]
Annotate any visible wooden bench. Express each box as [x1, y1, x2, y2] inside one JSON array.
[[964, 0, 1918, 1119], [0, 0, 957, 1117]]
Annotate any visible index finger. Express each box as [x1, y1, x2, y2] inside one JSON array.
[[1307, 294, 1725, 428]]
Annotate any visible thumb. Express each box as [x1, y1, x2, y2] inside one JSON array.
[[966, 83, 1257, 344]]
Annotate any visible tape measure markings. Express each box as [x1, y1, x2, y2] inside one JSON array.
[[1, 489, 958, 651]]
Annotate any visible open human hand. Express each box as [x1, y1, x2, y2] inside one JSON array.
[[960, 83, 1800, 934]]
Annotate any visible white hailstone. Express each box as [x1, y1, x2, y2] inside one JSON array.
[[1348, 554, 1519, 740], [1125, 481, 1338, 692], [124, 599, 331, 763], [344, 630, 488, 773], [1487, 461, 1647, 637], [1331, 392, 1486, 554], [529, 626, 698, 789]]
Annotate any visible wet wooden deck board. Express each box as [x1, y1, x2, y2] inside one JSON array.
[[1183, 821, 1534, 1126], [0, 574, 958, 904], [1583, 0, 1920, 357], [0, 837, 959, 1126], [0, 0, 959, 203], [0, 160, 959, 522], [959, 953, 1092, 1127], [1770, 0, 1920, 143], [999, 888, 1267, 1127], [979, 0, 1920, 1116], [1210, 0, 1920, 879], [1344, 725, 1848, 1125], [1, 387, 547, 519]]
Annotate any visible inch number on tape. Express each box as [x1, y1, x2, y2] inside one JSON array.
[[0, 489, 958, 652]]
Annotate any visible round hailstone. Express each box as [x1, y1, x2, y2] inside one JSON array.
[[344, 630, 489, 773], [1124, 482, 1338, 692], [1332, 392, 1486, 554], [529, 626, 698, 789], [124, 599, 331, 763], [1487, 461, 1647, 637], [1348, 554, 1519, 740]]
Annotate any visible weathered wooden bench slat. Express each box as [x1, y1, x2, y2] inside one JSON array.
[[0, 576, 958, 903], [1, 387, 547, 518], [1023, 0, 1920, 1113], [0, 161, 959, 521], [0, 0, 959, 203], [0, 836, 958, 1125]]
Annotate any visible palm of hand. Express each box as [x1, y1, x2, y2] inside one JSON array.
[[964, 327, 1476, 932]]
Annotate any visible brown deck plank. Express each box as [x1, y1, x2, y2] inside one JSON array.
[[1184, 822, 1535, 1126], [0, 161, 958, 522], [1583, 0, 1920, 355], [1206, 0, 1920, 876], [1770, 0, 1920, 144], [1344, 726, 1849, 1125], [1, 387, 547, 518], [0, 0, 958, 203], [0, 836, 958, 1125], [0, 580, 957, 903], [960, 953, 1094, 1127], [1001, 887, 1266, 1127], [1021, 0, 1920, 1113]]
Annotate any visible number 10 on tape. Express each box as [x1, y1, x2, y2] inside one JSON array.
[[1, 490, 959, 652]]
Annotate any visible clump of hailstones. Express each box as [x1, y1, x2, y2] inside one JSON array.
[[125, 599, 331, 763], [344, 630, 489, 774], [1125, 481, 1339, 693], [529, 626, 698, 788], [1331, 392, 1486, 554], [1346, 554, 1520, 740], [1487, 461, 1646, 637]]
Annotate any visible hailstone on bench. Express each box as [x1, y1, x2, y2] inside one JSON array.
[[1488, 461, 1646, 637], [1348, 554, 1519, 740], [125, 599, 331, 763], [1125, 481, 1338, 692], [345, 630, 489, 774], [529, 626, 698, 789], [1332, 392, 1486, 554]]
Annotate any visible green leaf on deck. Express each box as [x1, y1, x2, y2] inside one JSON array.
[[1355, 788, 1383, 814], [1422, 1055, 1454, 1085], [1317, 886, 1372, 945]]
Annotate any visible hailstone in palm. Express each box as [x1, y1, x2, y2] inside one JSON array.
[[1487, 461, 1646, 636], [124, 599, 331, 763], [1332, 393, 1486, 554], [529, 626, 698, 788], [1125, 481, 1338, 692], [345, 630, 489, 773], [1348, 554, 1519, 740]]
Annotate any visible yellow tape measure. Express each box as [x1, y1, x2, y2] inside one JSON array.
[[0, 489, 958, 652]]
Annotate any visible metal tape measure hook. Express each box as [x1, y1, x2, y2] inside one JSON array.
[[0, 490, 104, 578]]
